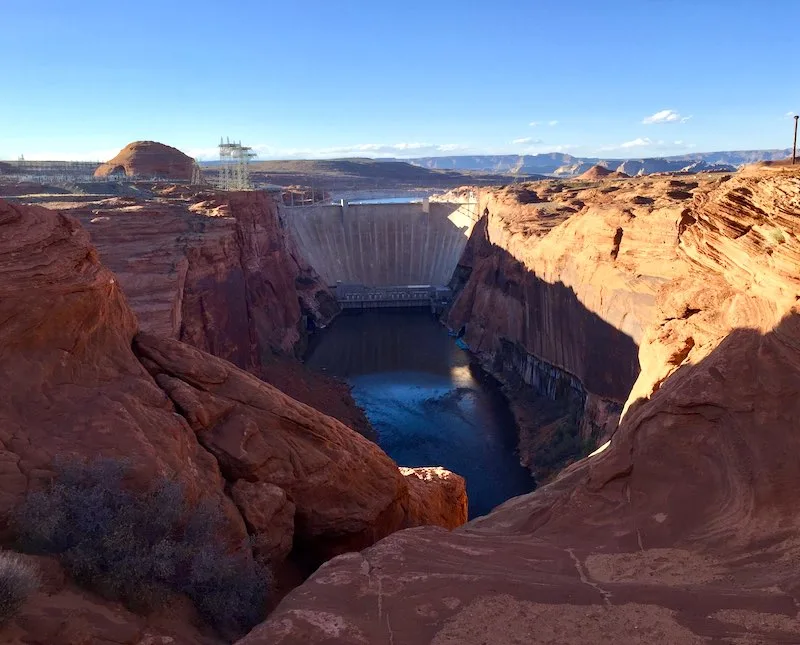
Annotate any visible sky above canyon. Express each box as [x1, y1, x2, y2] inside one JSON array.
[[2, 0, 798, 161]]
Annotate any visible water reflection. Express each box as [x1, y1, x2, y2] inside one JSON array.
[[304, 310, 535, 519]]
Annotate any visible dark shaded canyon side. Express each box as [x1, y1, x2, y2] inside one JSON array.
[[445, 175, 705, 477], [56, 188, 373, 438]]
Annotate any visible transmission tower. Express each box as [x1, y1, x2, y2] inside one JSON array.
[[218, 137, 257, 190]]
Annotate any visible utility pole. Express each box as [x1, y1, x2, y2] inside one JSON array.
[[793, 115, 799, 165]]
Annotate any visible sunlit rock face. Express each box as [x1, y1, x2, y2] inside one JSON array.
[[94, 140, 196, 180], [238, 166, 800, 645], [400, 467, 467, 530]]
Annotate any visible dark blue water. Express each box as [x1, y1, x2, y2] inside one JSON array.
[[304, 310, 535, 519]]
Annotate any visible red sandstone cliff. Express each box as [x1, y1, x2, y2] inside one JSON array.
[[94, 141, 197, 180], [446, 174, 704, 476], [0, 199, 467, 643], [33, 187, 371, 435], [236, 166, 800, 645]]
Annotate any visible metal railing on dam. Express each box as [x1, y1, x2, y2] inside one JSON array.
[[335, 284, 453, 313], [279, 196, 479, 291]]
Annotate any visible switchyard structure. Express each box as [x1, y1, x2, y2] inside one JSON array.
[[2, 158, 101, 184], [217, 138, 256, 190]]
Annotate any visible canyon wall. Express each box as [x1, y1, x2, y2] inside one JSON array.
[[240, 166, 800, 645], [282, 198, 479, 287], [446, 176, 698, 468], [31, 188, 374, 435]]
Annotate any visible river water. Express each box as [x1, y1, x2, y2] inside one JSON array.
[[304, 310, 535, 519]]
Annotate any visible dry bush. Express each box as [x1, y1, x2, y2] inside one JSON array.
[[16, 457, 270, 638], [0, 552, 39, 624]]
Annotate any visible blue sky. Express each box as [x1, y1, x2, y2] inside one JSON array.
[[2, 0, 798, 161]]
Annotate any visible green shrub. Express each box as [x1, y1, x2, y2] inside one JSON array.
[[0, 552, 39, 624], [16, 457, 270, 638]]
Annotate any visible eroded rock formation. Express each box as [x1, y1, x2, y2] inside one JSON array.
[[0, 199, 238, 536], [94, 141, 196, 180], [28, 187, 369, 435], [241, 166, 800, 644], [0, 199, 468, 642]]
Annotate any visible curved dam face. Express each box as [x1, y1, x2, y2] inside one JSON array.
[[281, 199, 479, 288]]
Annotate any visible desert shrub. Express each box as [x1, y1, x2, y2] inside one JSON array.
[[16, 457, 270, 638], [767, 228, 786, 244], [531, 409, 594, 477], [0, 551, 39, 624]]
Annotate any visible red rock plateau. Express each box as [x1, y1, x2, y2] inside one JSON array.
[[94, 140, 197, 180], [0, 197, 466, 644], [240, 165, 800, 643]]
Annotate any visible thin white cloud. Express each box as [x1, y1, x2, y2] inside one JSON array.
[[620, 137, 653, 148], [529, 120, 559, 127], [437, 143, 466, 152], [787, 111, 797, 117], [542, 144, 575, 152], [548, 120, 559, 126], [597, 138, 696, 153], [529, 121, 541, 127], [512, 137, 543, 145], [642, 109, 688, 125]]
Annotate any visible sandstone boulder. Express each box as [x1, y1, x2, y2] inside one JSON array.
[[0, 197, 470, 642], [230, 481, 295, 565], [400, 467, 467, 530], [133, 332, 410, 564]]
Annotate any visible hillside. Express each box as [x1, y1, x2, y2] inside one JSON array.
[[398, 149, 791, 176], [201, 158, 543, 190]]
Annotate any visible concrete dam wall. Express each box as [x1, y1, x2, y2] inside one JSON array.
[[281, 199, 479, 288]]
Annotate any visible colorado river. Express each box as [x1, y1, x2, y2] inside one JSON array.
[[304, 310, 535, 519]]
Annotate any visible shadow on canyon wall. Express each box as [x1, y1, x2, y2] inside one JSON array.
[[551, 309, 800, 557], [447, 221, 642, 477]]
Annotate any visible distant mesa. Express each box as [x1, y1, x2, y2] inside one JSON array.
[[94, 141, 196, 180], [579, 164, 630, 180]]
